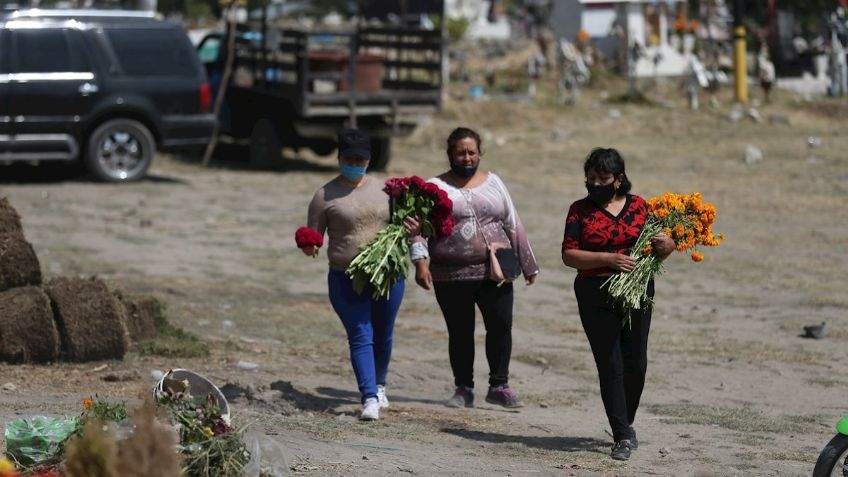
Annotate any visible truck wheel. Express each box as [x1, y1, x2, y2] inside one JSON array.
[[85, 119, 155, 182], [250, 119, 282, 168], [369, 137, 391, 171], [309, 140, 336, 157]]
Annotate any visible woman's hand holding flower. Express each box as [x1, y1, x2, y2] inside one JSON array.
[[650, 232, 675, 259], [607, 253, 637, 272], [295, 226, 323, 258], [403, 216, 422, 237]]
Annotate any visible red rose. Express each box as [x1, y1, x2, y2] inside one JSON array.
[[295, 226, 323, 248], [410, 176, 425, 190], [383, 177, 410, 198], [421, 182, 440, 197], [437, 215, 456, 238], [434, 200, 453, 219]]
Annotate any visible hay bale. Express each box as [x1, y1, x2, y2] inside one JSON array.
[[0, 198, 23, 235], [113, 290, 159, 343], [0, 233, 41, 292], [0, 287, 59, 363], [46, 276, 128, 362]]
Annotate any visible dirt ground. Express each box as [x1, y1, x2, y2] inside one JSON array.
[[1, 81, 847, 476]]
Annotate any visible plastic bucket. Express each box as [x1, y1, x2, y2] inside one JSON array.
[[153, 368, 230, 421]]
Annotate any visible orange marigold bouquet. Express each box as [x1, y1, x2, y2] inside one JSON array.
[[604, 192, 723, 325]]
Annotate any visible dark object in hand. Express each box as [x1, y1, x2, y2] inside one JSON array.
[[495, 248, 521, 280]]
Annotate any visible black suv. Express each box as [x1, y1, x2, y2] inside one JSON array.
[[0, 9, 215, 182]]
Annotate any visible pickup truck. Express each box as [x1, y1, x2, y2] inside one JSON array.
[[197, 17, 444, 170]]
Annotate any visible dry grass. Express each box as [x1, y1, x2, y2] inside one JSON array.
[[652, 331, 825, 364], [645, 402, 822, 434]]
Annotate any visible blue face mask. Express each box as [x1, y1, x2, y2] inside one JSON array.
[[340, 164, 367, 181]]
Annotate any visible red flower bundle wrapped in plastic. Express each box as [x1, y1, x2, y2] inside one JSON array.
[[347, 176, 455, 298], [295, 226, 323, 257]]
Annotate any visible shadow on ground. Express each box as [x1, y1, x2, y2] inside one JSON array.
[[0, 162, 187, 185], [175, 143, 337, 173], [315, 386, 445, 406], [270, 381, 354, 412], [441, 427, 607, 453]]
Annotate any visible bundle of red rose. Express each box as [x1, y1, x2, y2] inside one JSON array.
[[346, 176, 455, 298]]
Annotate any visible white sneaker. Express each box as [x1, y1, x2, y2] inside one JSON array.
[[377, 385, 389, 409], [360, 397, 380, 421]]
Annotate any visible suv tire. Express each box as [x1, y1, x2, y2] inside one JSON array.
[[85, 119, 155, 182]]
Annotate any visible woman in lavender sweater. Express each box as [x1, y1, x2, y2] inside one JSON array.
[[411, 127, 539, 408]]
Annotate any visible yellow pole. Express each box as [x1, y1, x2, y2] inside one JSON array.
[[733, 25, 748, 103]]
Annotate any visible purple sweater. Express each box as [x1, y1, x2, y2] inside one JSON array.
[[411, 172, 539, 282]]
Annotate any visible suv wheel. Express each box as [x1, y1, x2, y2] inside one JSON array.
[[250, 119, 282, 168], [85, 119, 155, 182]]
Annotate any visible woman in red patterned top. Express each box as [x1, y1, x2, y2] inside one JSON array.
[[562, 148, 675, 461]]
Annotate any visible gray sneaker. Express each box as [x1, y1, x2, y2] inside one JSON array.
[[446, 387, 474, 408], [611, 440, 632, 460], [485, 385, 522, 408]]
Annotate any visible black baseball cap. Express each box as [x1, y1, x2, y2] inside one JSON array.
[[337, 128, 371, 160]]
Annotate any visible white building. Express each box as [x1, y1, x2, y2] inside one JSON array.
[[551, 0, 693, 77], [446, 0, 510, 40]]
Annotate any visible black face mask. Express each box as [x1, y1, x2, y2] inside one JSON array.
[[586, 181, 617, 205], [450, 160, 478, 178]]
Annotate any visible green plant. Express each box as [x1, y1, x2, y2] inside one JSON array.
[[447, 17, 470, 42]]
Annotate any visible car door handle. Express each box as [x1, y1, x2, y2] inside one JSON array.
[[78, 82, 99, 96]]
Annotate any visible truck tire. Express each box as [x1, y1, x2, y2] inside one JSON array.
[[369, 136, 391, 171], [309, 140, 336, 157], [250, 119, 282, 168], [85, 119, 155, 182]]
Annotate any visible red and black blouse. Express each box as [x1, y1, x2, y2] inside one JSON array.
[[562, 194, 647, 276]]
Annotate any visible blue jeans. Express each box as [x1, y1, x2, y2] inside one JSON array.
[[327, 269, 404, 403]]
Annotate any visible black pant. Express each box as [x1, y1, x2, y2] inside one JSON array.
[[434, 280, 514, 389], [574, 275, 653, 442]]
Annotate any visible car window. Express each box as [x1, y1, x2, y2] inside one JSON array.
[[197, 36, 220, 64], [105, 28, 198, 77], [11, 29, 79, 73]]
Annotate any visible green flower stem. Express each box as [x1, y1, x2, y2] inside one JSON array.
[[603, 220, 664, 328], [347, 224, 409, 298], [347, 191, 441, 299]]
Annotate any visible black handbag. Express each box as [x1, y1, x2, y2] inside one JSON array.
[[494, 247, 522, 281]]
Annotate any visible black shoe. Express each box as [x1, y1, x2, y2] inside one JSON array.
[[611, 440, 632, 461]]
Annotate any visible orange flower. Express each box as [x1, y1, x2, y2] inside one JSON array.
[[691, 251, 704, 262], [642, 244, 653, 256], [83, 397, 93, 410], [0, 457, 19, 477]]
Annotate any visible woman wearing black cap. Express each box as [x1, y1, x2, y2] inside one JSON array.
[[298, 128, 417, 421]]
